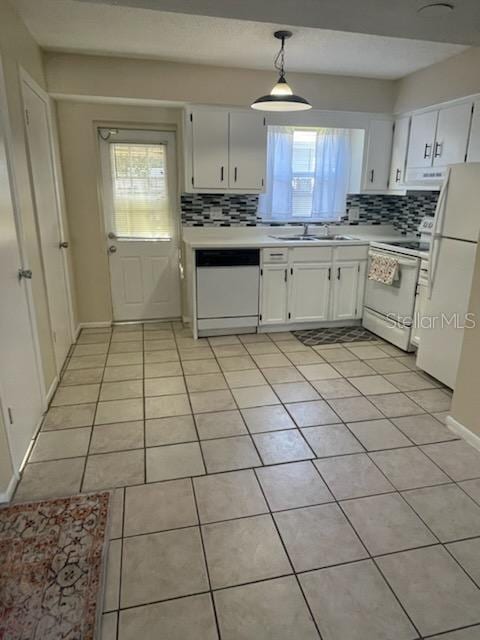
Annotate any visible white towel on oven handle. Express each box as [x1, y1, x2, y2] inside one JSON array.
[[367, 252, 399, 286]]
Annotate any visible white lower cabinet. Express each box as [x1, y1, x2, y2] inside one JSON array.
[[289, 263, 331, 322], [259, 263, 289, 325], [260, 246, 367, 327], [332, 261, 365, 321]]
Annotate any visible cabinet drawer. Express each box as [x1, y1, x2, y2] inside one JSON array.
[[262, 248, 288, 263], [334, 245, 368, 261], [291, 247, 333, 262]]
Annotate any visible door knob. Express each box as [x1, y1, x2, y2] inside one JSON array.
[[108, 245, 117, 254], [18, 269, 33, 280], [59, 241, 69, 249]]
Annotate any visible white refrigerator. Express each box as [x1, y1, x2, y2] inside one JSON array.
[[417, 163, 480, 389]]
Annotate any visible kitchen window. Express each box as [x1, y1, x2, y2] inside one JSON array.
[[258, 126, 355, 222]]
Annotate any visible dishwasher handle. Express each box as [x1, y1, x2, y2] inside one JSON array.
[[196, 249, 260, 267]]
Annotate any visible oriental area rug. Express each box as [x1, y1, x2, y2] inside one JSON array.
[[0, 492, 110, 640]]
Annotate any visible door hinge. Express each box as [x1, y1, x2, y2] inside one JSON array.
[[24, 109, 30, 125], [7, 408, 13, 424]]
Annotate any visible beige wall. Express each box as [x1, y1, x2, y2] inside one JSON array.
[[55, 100, 182, 324], [395, 46, 480, 113], [0, 0, 57, 390], [451, 247, 480, 437], [45, 52, 396, 114]]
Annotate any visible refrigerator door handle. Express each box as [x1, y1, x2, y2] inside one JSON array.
[[427, 167, 451, 299]]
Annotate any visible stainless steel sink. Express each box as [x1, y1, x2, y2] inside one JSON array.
[[270, 234, 357, 242]]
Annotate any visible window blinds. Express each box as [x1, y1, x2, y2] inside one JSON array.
[[110, 143, 172, 238]]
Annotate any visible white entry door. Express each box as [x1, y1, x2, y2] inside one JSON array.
[[22, 78, 72, 372], [0, 83, 44, 472], [100, 129, 181, 321]]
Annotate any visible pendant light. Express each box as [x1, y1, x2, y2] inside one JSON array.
[[251, 30, 311, 112]]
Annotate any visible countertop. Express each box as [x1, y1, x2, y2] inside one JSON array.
[[182, 224, 422, 252]]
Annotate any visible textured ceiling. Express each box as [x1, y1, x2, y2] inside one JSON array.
[[15, 0, 468, 79], [75, 0, 480, 45]]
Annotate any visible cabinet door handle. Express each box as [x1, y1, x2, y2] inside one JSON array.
[[284, 268, 287, 282], [370, 169, 375, 183], [337, 267, 341, 280], [234, 167, 238, 182], [220, 166, 224, 182], [434, 142, 443, 158], [395, 168, 401, 183], [328, 267, 331, 280], [424, 143, 432, 159]]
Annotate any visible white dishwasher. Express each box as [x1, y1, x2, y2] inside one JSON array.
[[196, 249, 260, 335]]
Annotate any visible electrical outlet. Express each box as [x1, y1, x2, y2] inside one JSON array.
[[348, 206, 360, 222]]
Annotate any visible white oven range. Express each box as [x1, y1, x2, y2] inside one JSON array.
[[362, 240, 429, 351]]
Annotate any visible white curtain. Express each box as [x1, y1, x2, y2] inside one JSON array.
[[259, 126, 352, 221], [258, 127, 294, 219], [312, 128, 352, 218]]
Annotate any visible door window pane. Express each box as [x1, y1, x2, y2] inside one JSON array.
[[110, 143, 171, 238]]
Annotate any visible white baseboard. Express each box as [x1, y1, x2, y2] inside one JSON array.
[[78, 321, 112, 329], [45, 375, 59, 405], [0, 473, 19, 503], [446, 415, 480, 453]]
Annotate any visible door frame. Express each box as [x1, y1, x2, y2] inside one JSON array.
[[97, 126, 181, 321], [20, 68, 75, 360]]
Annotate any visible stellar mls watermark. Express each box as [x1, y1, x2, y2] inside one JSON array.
[[387, 313, 477, 329]]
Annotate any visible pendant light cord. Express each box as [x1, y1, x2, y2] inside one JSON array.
[[273, 36, 286, 78]]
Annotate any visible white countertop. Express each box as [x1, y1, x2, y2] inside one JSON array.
[[182, 224, 421, 250]]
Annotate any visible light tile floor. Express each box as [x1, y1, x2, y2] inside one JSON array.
[[14, 322, 480, 640]]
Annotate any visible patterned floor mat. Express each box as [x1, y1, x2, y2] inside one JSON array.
[[293, 326, 379, 346]]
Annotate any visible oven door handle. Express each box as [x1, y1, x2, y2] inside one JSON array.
[[427, 167, 450, 299]]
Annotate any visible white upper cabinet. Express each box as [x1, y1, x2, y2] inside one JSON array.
[[467, 99, 480, 162], [388, 116, 410, 189], [363, 119, 393, 191], [229, 112, 266, 190], [191, 110, 229, 189], [187, 108, 266, 192], [406, 110, 438, 169], [433, 102, 471, 167]]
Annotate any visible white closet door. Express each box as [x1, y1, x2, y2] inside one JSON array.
[[23, 79, 72, 372], [0, 93, 44, 472]]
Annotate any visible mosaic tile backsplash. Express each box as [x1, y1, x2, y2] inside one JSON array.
[[181, 191, 439, 235]]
